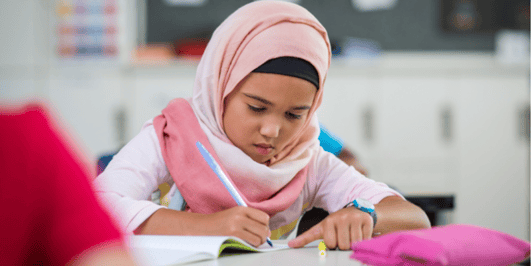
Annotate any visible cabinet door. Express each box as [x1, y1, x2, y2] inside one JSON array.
[[0, 75, 38, 101], [454, 75, 529, 241], [48, 70, 122, 161], [373, 76, 458, 194], [0, 1, 48, 102], [127, 67, 195, 140], [0, 0, 43, 66], [317, 74, 376, 164]]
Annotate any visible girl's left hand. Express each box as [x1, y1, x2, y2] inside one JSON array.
[[288, 207, 373, 250]]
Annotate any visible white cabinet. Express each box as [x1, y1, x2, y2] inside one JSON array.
[[0, 0, 49, 101], [125, 65, 196, 140], [47, 69, 123, 160], [372, 76, 458, 194], [319, 56, 529, 241], [0, 69, 39, 101], [318, 73, 376, 161], [320, 67, 459, 195], [454, 75, 530, 240]]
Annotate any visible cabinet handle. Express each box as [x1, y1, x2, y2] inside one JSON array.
[[115, 107, 127, 147], [363, 107, 373, 142], [440, 107, 452, 142], [518, 105, 530, 142]]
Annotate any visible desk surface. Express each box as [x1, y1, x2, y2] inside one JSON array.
[[185, 241, 361, 266]]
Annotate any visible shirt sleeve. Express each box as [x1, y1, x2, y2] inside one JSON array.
[[318, 123, 344, 156], [308, 147, 404, 213], [94, 120, 173, 233]]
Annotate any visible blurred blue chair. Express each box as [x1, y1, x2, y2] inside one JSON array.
[[97, 152, 116, 176]]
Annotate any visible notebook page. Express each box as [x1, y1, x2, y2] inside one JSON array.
[[130, 247, 213, 266]]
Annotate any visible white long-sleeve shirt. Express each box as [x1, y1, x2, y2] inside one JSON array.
[[94, 120, 402, 233]]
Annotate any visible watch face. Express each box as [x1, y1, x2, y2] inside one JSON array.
[[354, 198, 374, 212]]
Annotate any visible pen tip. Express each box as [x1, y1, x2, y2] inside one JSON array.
[[267, 238, 273, 247]]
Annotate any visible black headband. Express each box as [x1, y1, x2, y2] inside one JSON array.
[[252, 57, 320, 89]]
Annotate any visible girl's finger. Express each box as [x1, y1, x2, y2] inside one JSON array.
[[362, 218, 373, 241], [323, 219, 337, 249], [242, 219, 270, 244], [336, 220, 351, 250], [288, 223, 323, 248], [350, 222, 363, 244], [238, 228, 266, 247], [243, 207, 270, 226]]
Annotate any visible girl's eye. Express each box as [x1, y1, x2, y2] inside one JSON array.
[[248, 105, 266, 113], [286, 112, 302, 120]]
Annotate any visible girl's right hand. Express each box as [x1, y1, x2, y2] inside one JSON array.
[[203, 206, 271, 247], [133, 207, 271, 247]]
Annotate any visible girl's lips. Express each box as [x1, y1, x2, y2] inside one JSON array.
[[255, 144, 273, 155]]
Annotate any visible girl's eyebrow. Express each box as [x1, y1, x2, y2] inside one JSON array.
[[243, 93, 272, 105], [243, 93, 311, 110], [293, 105, 311, 110]]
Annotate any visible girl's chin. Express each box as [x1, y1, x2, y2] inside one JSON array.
[[249, 155, 271, 165], [258, 157, 271, 165], [243, 147, 274, 165]]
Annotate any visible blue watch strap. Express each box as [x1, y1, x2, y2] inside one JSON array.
[[345, 199, 377, 228]]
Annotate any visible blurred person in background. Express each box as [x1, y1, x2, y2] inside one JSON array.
[[0, 103, 138, 266]]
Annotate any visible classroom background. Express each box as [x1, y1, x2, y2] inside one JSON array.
[[1, 0, 530, 242]]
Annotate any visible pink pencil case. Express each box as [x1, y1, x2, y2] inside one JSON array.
[[351, 224, 530, 266]]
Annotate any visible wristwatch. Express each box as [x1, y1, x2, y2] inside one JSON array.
[[345, 198, 377, 228]]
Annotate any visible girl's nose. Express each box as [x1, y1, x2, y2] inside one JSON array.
[[259, 116, 281, 139]]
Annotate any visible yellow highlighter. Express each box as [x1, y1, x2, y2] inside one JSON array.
[[318, 241, 327, 257]]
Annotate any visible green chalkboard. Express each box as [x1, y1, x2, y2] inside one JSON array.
[[145, 0, 529, 51]]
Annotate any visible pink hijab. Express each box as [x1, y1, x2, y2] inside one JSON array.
[[154, 1, 330, 215]]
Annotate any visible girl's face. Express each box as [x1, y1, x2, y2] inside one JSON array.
[[223, 72, 317, 164]]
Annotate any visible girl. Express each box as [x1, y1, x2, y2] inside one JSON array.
[[95, 1, 430, 250]]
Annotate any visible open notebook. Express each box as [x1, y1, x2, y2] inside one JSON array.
[[128, 235, 319, 266]]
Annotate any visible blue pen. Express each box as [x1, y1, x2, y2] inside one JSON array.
[[196, 141, 273, 247]]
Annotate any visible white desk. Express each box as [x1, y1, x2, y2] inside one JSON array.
[[184, 241, 362, 266]]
